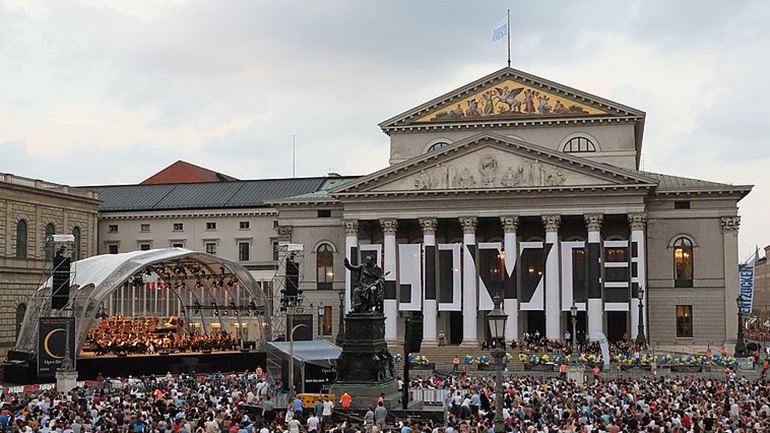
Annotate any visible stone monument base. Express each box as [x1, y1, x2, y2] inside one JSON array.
[[56, 368, 78, 394], [330, 378, 400, 410], [566, 365, 585, 386]]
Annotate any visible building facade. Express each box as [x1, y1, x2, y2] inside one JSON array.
[[92, 67, 752, 347], [0, 173, 99, 357]]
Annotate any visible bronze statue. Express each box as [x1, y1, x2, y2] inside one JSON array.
[[344, 256, 385, 313]]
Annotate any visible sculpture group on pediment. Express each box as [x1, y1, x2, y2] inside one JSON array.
[[411, 156, 566, 190], [478, 155, 498, 187]]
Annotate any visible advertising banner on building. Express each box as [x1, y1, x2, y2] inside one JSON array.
[[37, 317, 75, 377], [739, 256, 757, 314]]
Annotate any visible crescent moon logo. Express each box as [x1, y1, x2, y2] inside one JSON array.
[[43, 328, 65, 359]]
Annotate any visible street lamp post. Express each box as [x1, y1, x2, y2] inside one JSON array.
[[487, 295, 508, 433], [335, 287, 345, 347], [636, 286, 647, 347], [735, 295, 748, 357], [570, 302, 580, 363]]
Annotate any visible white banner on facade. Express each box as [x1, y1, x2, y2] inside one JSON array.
[[478, 242, 502, 311], [398, 243, 422, 311], [359, 244, 382, 268], [519, 241, 544, 311], [438, 243, 462, 311]]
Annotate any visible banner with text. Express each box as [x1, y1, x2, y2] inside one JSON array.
[[37, 317, 76, 377], [739, 262, 756, 314]]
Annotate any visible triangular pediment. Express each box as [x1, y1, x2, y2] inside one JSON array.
[[379, 67, 645, 130], [332, 133, 657, 196]]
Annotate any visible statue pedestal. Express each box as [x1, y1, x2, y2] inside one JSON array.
[[331, 312, 399, 409], [566, 365, 585, 386], [56, 367, 78, 394]]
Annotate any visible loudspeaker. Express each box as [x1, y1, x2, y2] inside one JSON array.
[[51, 253, 71, 310], [285, 257, 299, 297], [404, 312, 424, 353]]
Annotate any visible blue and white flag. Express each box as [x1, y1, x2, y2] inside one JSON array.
[[739, 248, 760, 314], [491, 18, 508, 44]]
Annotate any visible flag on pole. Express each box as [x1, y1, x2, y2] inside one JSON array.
[[491, 18, 508, 44]]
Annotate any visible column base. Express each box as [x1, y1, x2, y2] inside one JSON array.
[[56, 368, 79, 394]]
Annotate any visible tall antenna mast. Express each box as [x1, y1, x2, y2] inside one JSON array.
[[507, 9, 511, 67]]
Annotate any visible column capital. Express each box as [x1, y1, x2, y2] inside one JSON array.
[[500, 215, 519, 233], [275, 225, 293, 242], [721, 216, 741, 234], [542, 215, 561, 232], [419, 218, 438, 235], [379, 218, 398, 236], [342, 219, 359, 236], [584, 213, 603, 232], [459, 216, 478, 234], [628, 212, 647, 231]]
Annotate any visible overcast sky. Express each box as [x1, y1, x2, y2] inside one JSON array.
[[1, 0, 768, 259]]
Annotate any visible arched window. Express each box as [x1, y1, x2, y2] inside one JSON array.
[[316, 243, 334, 290], [673, 237, 694, 287], [16, 303, 27, 339], [45, 223, 56, 261], [562, 136, 596, 153], [72, 226, 82, 260], [16, 219, 28, 259], [427, 141, 450, 153]]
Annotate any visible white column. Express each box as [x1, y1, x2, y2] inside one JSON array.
[[585, 214, 603, 340], [722, 216, 741, 344], [501, 216, 519, 341], [629, 213, 647, 340], [380, 218, 399, 341], [420, 218, 438, 344], [460, 217, 478, 345], [343, 220, 359, 314], [543, 215, 561, 341]]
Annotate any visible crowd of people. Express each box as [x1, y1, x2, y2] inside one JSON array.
[[511, 333, 639, 359], [2, 364, 770, 433], [83, 317, 241, 356]]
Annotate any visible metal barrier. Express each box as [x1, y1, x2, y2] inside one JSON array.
[[410, 388, 448, 406]]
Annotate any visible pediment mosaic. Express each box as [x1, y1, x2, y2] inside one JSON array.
[[415, 79, 607, 123]]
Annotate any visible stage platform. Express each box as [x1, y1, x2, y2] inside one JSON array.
[[4, 350, 266, 385]]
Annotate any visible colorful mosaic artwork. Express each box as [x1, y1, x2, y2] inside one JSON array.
[[416, 79, 606, 122]]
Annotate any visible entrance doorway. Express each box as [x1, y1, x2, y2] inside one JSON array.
[[606, 311, 628, 342], [525, 311, 546, 340], [449, 311, 463, 345]]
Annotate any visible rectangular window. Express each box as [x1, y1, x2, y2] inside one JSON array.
[[140, 224, 150, 232], [239, 242, 250, 262], [206, 222, 217, 230], [139, 243, 151, 251], [173, 223, 184, 231], [676, 305, 693, 338], [205, 242, 217, 255], [239, 221, 250, 230], [323, 305, 333, 335], [108, 244, 119, 254], [172, 243, 184, 248], [317, 209, 332, 218], [272, 240, 279, 261], [108, 224, 118, 233], [674, 201, 691, 209]]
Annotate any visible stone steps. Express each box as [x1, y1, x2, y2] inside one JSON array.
[[387, 343, 526, 372]]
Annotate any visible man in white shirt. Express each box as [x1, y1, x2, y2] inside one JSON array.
[[307, 414, 320, 433]]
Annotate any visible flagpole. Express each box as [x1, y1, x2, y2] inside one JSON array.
[[506, 9, 511, 67]]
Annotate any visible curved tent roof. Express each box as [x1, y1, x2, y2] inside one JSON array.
[[16, 248, 271, 355]]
